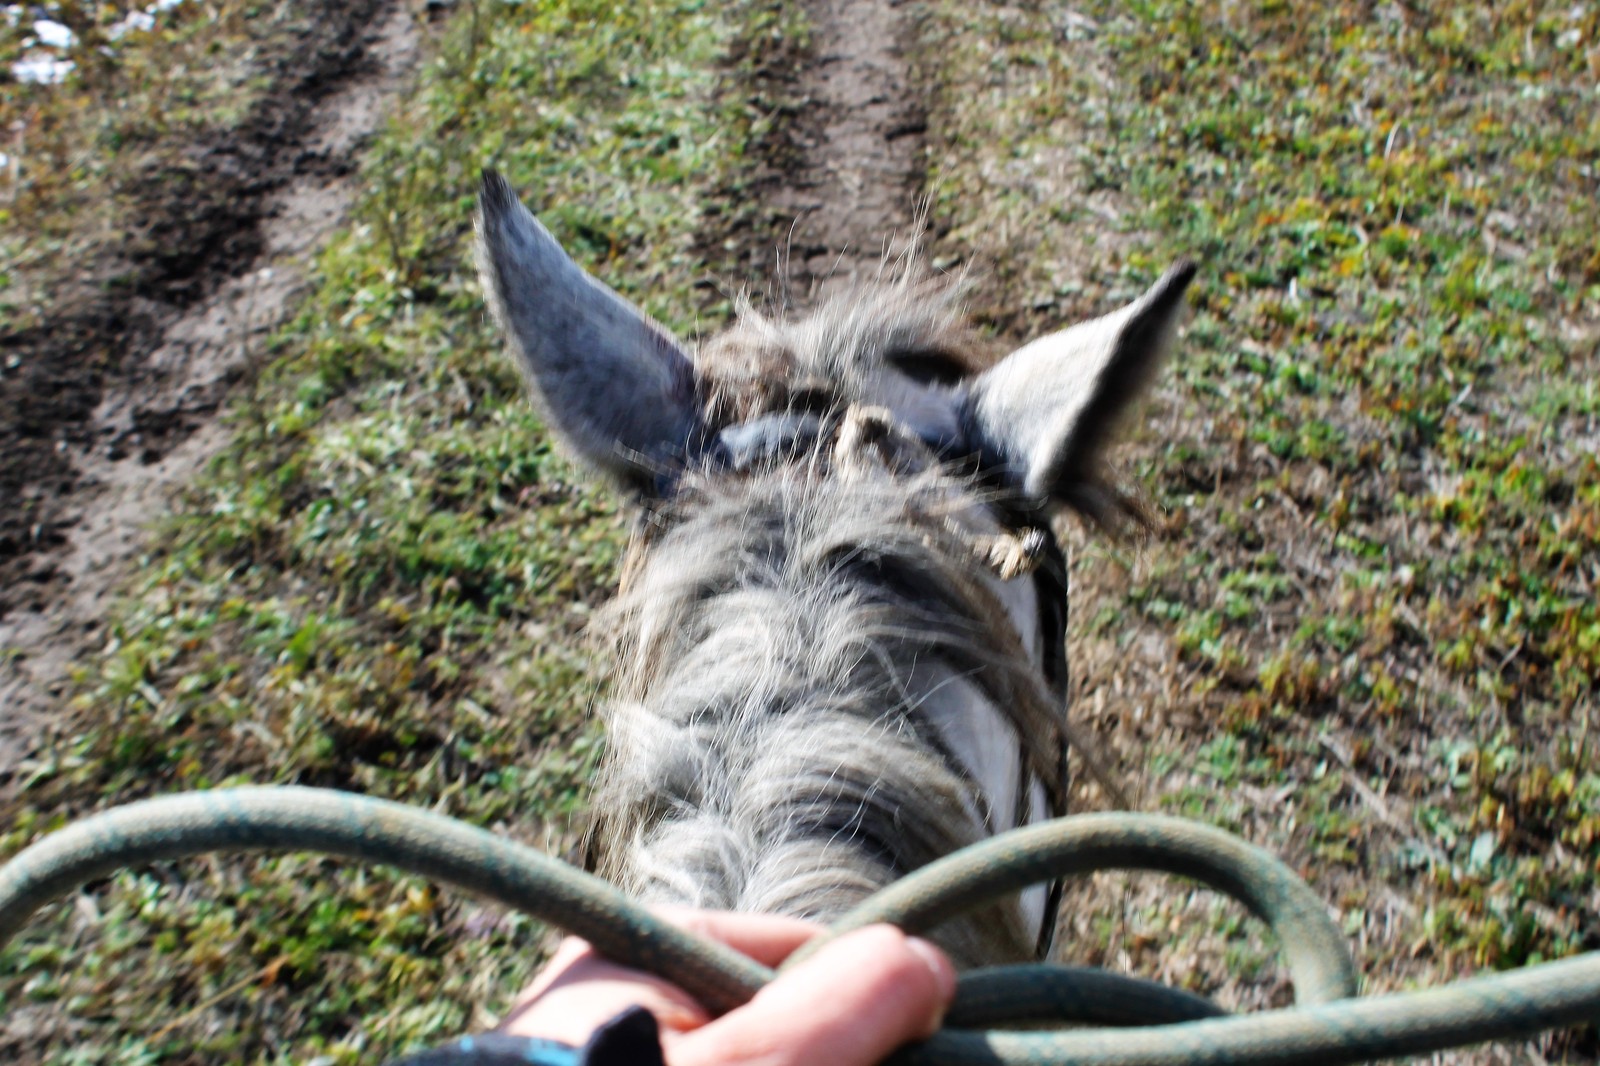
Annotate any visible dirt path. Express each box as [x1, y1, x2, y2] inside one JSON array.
[[726, 0, 927, 306], [0, 1, 421, 767]]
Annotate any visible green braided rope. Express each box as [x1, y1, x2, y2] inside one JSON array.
[[915, 953, 1600, 1065], [0, 787, 770, 1015], [0, 786, 1594, 1065], [796, 814, 1356, 1006]]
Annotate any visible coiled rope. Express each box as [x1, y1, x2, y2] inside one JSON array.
[[0, 787, 1594, 1064]]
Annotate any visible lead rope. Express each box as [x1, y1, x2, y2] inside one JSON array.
[[0, 786, 1595, 1065]]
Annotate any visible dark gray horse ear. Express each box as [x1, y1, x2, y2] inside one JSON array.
[[962, 261, 1196, 507], [474, 171, 699, 486]]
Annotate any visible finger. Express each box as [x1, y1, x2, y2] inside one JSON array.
[[499, 911, 828, 1047], [499, 940, 710, 1043], [654, 906, 824, 969], [671, 925, 956, 1066]]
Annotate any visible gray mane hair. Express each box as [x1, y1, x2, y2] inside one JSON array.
[[473, 171, 1193, 969], [591, 459, 1067, 964]]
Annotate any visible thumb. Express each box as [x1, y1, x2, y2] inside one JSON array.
[[672, 924, 955, 1066]]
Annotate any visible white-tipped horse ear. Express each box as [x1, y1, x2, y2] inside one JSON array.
[[475, 171, 699, 488], [962, 260, 1197, 507]]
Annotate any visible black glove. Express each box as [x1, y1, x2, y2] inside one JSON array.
[[383, 1005, 666, 1066]]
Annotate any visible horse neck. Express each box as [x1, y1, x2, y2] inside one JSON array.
[[590, 472, 1059, 965]]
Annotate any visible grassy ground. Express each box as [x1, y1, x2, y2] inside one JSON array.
[[5, 0, 263, 323], [1, 0, 380, 332], [1, 0, 753, 1061], [0, 0, 1595, 1063], [922, 0, 1597, 1055]]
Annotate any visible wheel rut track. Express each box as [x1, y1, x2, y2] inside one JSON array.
[[710, 0, 930, 310], [0, 0, 421, 770], [1, 0, 926, 764]]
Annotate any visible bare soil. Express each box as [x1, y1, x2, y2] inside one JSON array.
[[707, 0, 927, 306], [0, 0, 421, 765]]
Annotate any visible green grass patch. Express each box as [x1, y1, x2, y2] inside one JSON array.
[[920, 0, 1598, 1043]]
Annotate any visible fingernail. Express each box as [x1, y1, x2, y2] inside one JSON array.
[[905, 937, 956, 1036]]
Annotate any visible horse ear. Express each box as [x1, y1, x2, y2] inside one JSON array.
[[962, 261, 1196, 512], [475, 171, 699, 487]]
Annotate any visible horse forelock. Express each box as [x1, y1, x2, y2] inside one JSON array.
[[694, 271, 996, 430]]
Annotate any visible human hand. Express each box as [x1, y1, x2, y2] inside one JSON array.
[[497, 909, 956, 1066]]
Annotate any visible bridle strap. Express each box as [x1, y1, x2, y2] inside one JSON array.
[[1030, 532, 1072, 958]]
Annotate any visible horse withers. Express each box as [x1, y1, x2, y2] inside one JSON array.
[[474, 171, 1192, 967]]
